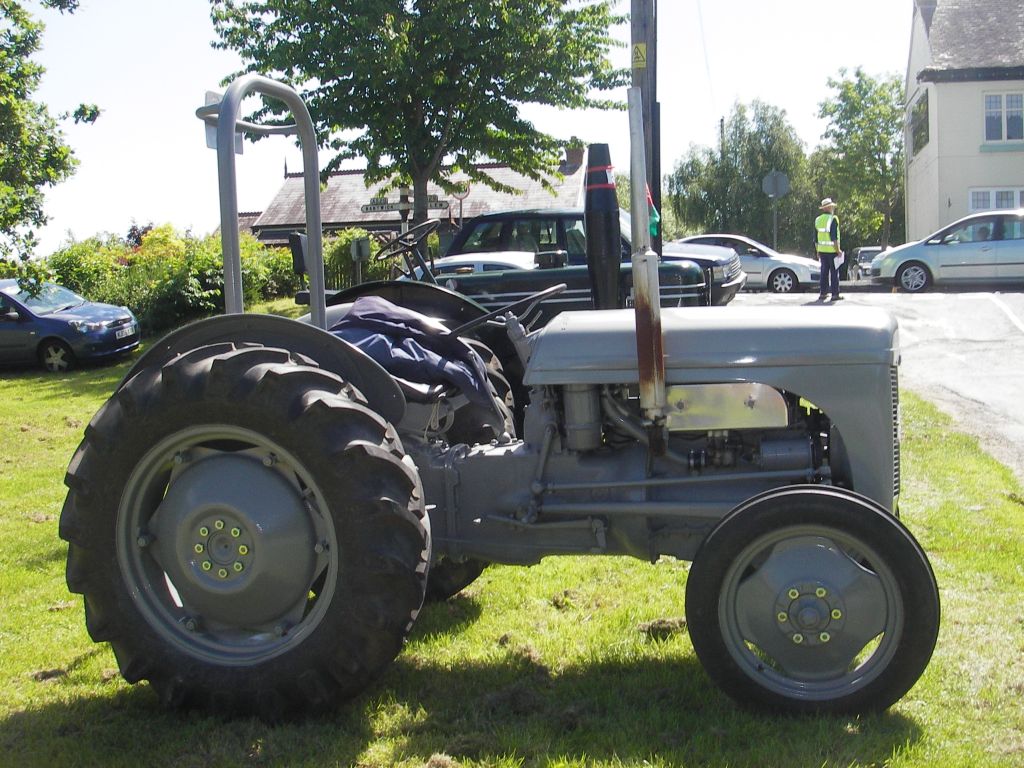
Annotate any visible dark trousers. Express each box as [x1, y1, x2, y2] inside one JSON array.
[[818, 252, 839, 297]]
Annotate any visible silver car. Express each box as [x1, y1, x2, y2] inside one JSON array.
[[677, 234, 820, 293], [872, 209, 1024, 292]]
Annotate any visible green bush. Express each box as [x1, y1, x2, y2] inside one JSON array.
[[40, 226, 346, 334], [323, 229, 400, 288], [44, 237, 123, 296], [261, 247, 302, 298]]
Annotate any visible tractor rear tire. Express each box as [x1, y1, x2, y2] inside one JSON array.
[[60, 343, 430, 718]]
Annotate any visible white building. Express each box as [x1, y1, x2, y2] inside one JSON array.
[[905, 0, 1024, 240]]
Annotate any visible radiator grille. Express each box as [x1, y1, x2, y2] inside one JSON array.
[[891, 366, 901, 498]]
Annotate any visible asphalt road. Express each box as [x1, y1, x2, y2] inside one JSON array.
[[733, 284, 1024, 482]]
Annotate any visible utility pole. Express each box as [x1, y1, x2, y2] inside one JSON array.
[[631, 0, 660, 255]]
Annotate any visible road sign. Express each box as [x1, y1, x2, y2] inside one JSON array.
[[360, 202, 410, 213], [761, 170, 790, 199], [360, 200, 449, 213], [761, 171, 790, 250], [632, 43, 647, 68], [203, 91, 243, 155]]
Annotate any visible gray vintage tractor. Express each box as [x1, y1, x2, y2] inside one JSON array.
[[59, 76, 939, 720]]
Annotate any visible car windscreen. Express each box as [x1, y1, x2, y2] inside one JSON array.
[[456, 221, 504, 253], [3, 283, 86, 314]]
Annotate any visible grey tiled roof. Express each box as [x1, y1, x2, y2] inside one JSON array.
[[918, 0, 1024, 78], [253, 157, 586, 235]]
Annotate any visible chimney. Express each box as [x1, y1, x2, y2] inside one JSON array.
[[916, 0, 937, 31], [565, 146, 585, 168]]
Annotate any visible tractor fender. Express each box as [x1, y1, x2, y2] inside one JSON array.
[[116, 313, 405, 425], [326, 279, 488, 321], [324, 280, 520, 383]]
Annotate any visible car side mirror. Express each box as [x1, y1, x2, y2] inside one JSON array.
[[3, 309, 19, 321]]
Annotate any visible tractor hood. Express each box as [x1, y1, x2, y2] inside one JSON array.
[[524, 306, 899, 386]]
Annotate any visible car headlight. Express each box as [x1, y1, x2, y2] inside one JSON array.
[[712, 266, 725, 280], [69, 320, 105, 333]]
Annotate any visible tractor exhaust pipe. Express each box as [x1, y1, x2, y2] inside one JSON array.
[[627, 87, 667, 427], [584, 143, 623, 311]]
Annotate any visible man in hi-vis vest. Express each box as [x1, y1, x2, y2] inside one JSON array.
[[814, 197, 844, 301]]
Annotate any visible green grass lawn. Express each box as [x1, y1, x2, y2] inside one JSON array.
[[0, 339, 1022, 767]]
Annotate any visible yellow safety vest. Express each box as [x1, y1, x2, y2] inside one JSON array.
[[815, 213, 839, 253]]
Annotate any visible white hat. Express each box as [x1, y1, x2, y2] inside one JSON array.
[[819, 197, 837, 210]]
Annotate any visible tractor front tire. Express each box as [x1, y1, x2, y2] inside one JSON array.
[[685, 486, 939, 715], [60, 343, 430, 718]]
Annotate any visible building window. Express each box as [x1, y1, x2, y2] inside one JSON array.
[[969, 188, 1024, 212], [985, 92, 1024, 142], [996, 190, 1016, 208], [910, 91, 929, 156]]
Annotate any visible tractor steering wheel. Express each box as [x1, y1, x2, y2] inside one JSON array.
[[376, 219, 441, 284], [448, 283, 568, 336]]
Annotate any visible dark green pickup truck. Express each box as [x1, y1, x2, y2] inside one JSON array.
[[296, 220, 708, 326], [432, 259, 705, 329], [445, 208, 746, 306]]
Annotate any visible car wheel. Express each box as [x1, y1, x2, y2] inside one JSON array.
[[39, 339, 75, 373], [895, 262, 931, 293], [768, 269, 797, 293]]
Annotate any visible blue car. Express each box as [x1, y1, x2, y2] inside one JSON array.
[[0, 279, 140, 372]]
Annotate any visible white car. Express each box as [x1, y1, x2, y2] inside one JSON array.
[[677, 234, 820, 293], [405, 251, 537, 280]]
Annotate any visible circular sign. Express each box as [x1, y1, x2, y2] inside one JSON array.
[[762, 171, 790, 199]]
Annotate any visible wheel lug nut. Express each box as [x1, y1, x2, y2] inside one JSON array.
[[787, 588, 800, 600], [201, 561, 212, 571], [831, 609, 843, 620], [233, 562, 244, 572], [214, 520, 225, 531], [815, 587, 828, 598], [238, 544, 249, 556], [231, 527, 241, 538], [136, 532, 154, 548], [184, 617, 198, 632], [314, 540, 327, 554], [263, 454, 277, 467], [792, 633, 804, 644], [819, 632, 831, 643], [777, 612, 788, 623], [199, 526, 209, 537], [218, 568, 228, 578], [194, 543, 204, 554], [274, 623, 288, 637]]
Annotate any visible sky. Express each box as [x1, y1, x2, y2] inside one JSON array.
[[29, 0, 914, 255]]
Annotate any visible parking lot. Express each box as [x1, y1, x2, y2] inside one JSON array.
[[735, 285, 1024, 481]]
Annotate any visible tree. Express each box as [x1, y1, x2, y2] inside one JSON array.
[[816, 68, 905, 248], [211, 1, 628, 223], [666, 101, 809, 251], [0, 0, 98, 267]]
